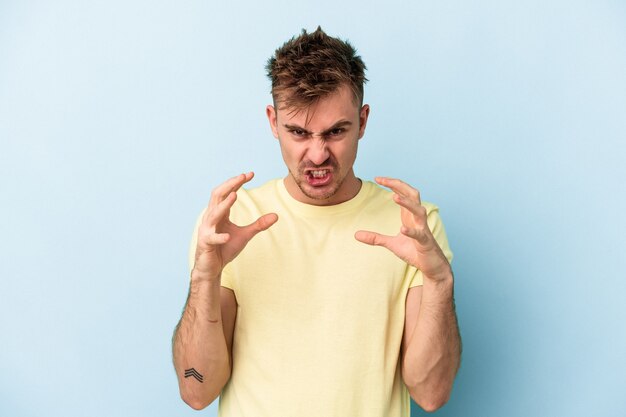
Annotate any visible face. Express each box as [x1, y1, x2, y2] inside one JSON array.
[[267, 84, 370, 206]]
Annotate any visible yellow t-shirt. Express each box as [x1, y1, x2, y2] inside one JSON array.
[[189, 179, 453, 417]]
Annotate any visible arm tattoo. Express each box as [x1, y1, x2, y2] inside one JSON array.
[[184, 368, 204, 383]]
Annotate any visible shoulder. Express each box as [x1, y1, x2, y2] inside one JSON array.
[[364, 180, 440, 215], [227, 178, 282, 222], [233, 178, 281, 208], [242, 178, 281, 200]]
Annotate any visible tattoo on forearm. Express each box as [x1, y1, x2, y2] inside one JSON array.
[[184, 368, 204, 383]]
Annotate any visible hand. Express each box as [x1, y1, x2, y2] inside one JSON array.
[[193, 172, 278, 281], [355, 177, 451, 282]]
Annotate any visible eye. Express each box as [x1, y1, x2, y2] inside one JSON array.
[[325, 128, 345, 139], [289, 129, 308, 137]]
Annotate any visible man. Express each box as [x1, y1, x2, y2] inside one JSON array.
[[172, 27, 460, 416]]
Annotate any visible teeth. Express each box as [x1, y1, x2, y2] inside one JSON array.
[[311, 170, 328, 178]]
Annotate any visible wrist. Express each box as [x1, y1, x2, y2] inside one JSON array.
[[190, 268, 222, 285], [422, 268, 454, 295]]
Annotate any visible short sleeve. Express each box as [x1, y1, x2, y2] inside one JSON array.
[[408, 203, 454, 288]]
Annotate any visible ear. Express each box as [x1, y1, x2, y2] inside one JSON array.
[[266, 105, 279, 139], [358, 104, 370, 139]]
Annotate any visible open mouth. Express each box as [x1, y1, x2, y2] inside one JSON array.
[[305, 169, 332, 186]]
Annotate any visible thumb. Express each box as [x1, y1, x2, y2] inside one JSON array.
[[354, 230, 391, 248], [242, 213, 279, 239]]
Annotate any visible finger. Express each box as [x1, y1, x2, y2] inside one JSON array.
[[376, 177, 421, 204], [354, 230, 393, 248], [197, 231, 230, 248], [392, 194, 427, 226], [255, 213, 279, 232], [206, 232, 230, 245], [401, 226, 430, 245], [206, 191, 237, 225], [240, 213, 279, 238], [209, 172, 254, 207]]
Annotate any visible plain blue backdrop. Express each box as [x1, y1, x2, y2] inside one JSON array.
[[1, 1, 625, 416]]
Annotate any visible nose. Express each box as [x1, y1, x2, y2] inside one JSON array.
[[306, 137, 330, 166]]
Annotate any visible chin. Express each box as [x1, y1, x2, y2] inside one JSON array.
[[295, 176, 342, 202]]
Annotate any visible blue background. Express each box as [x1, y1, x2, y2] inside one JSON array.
[[1, 1, 625, 416]]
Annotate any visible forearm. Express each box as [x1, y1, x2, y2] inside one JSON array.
[[172, 274, 230, 410], [402, 272, 461, 411]]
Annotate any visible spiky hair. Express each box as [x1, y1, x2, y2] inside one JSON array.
[[266, 26, 368, 110]]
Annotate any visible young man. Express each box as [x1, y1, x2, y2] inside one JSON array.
[[172, 27, 461, 416]]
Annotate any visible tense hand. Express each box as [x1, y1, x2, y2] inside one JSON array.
[[355, 177, 451, 282], [193, 172, 278, 281]]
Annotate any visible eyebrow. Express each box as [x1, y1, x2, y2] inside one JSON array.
[[283, 120, 353, 135]]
